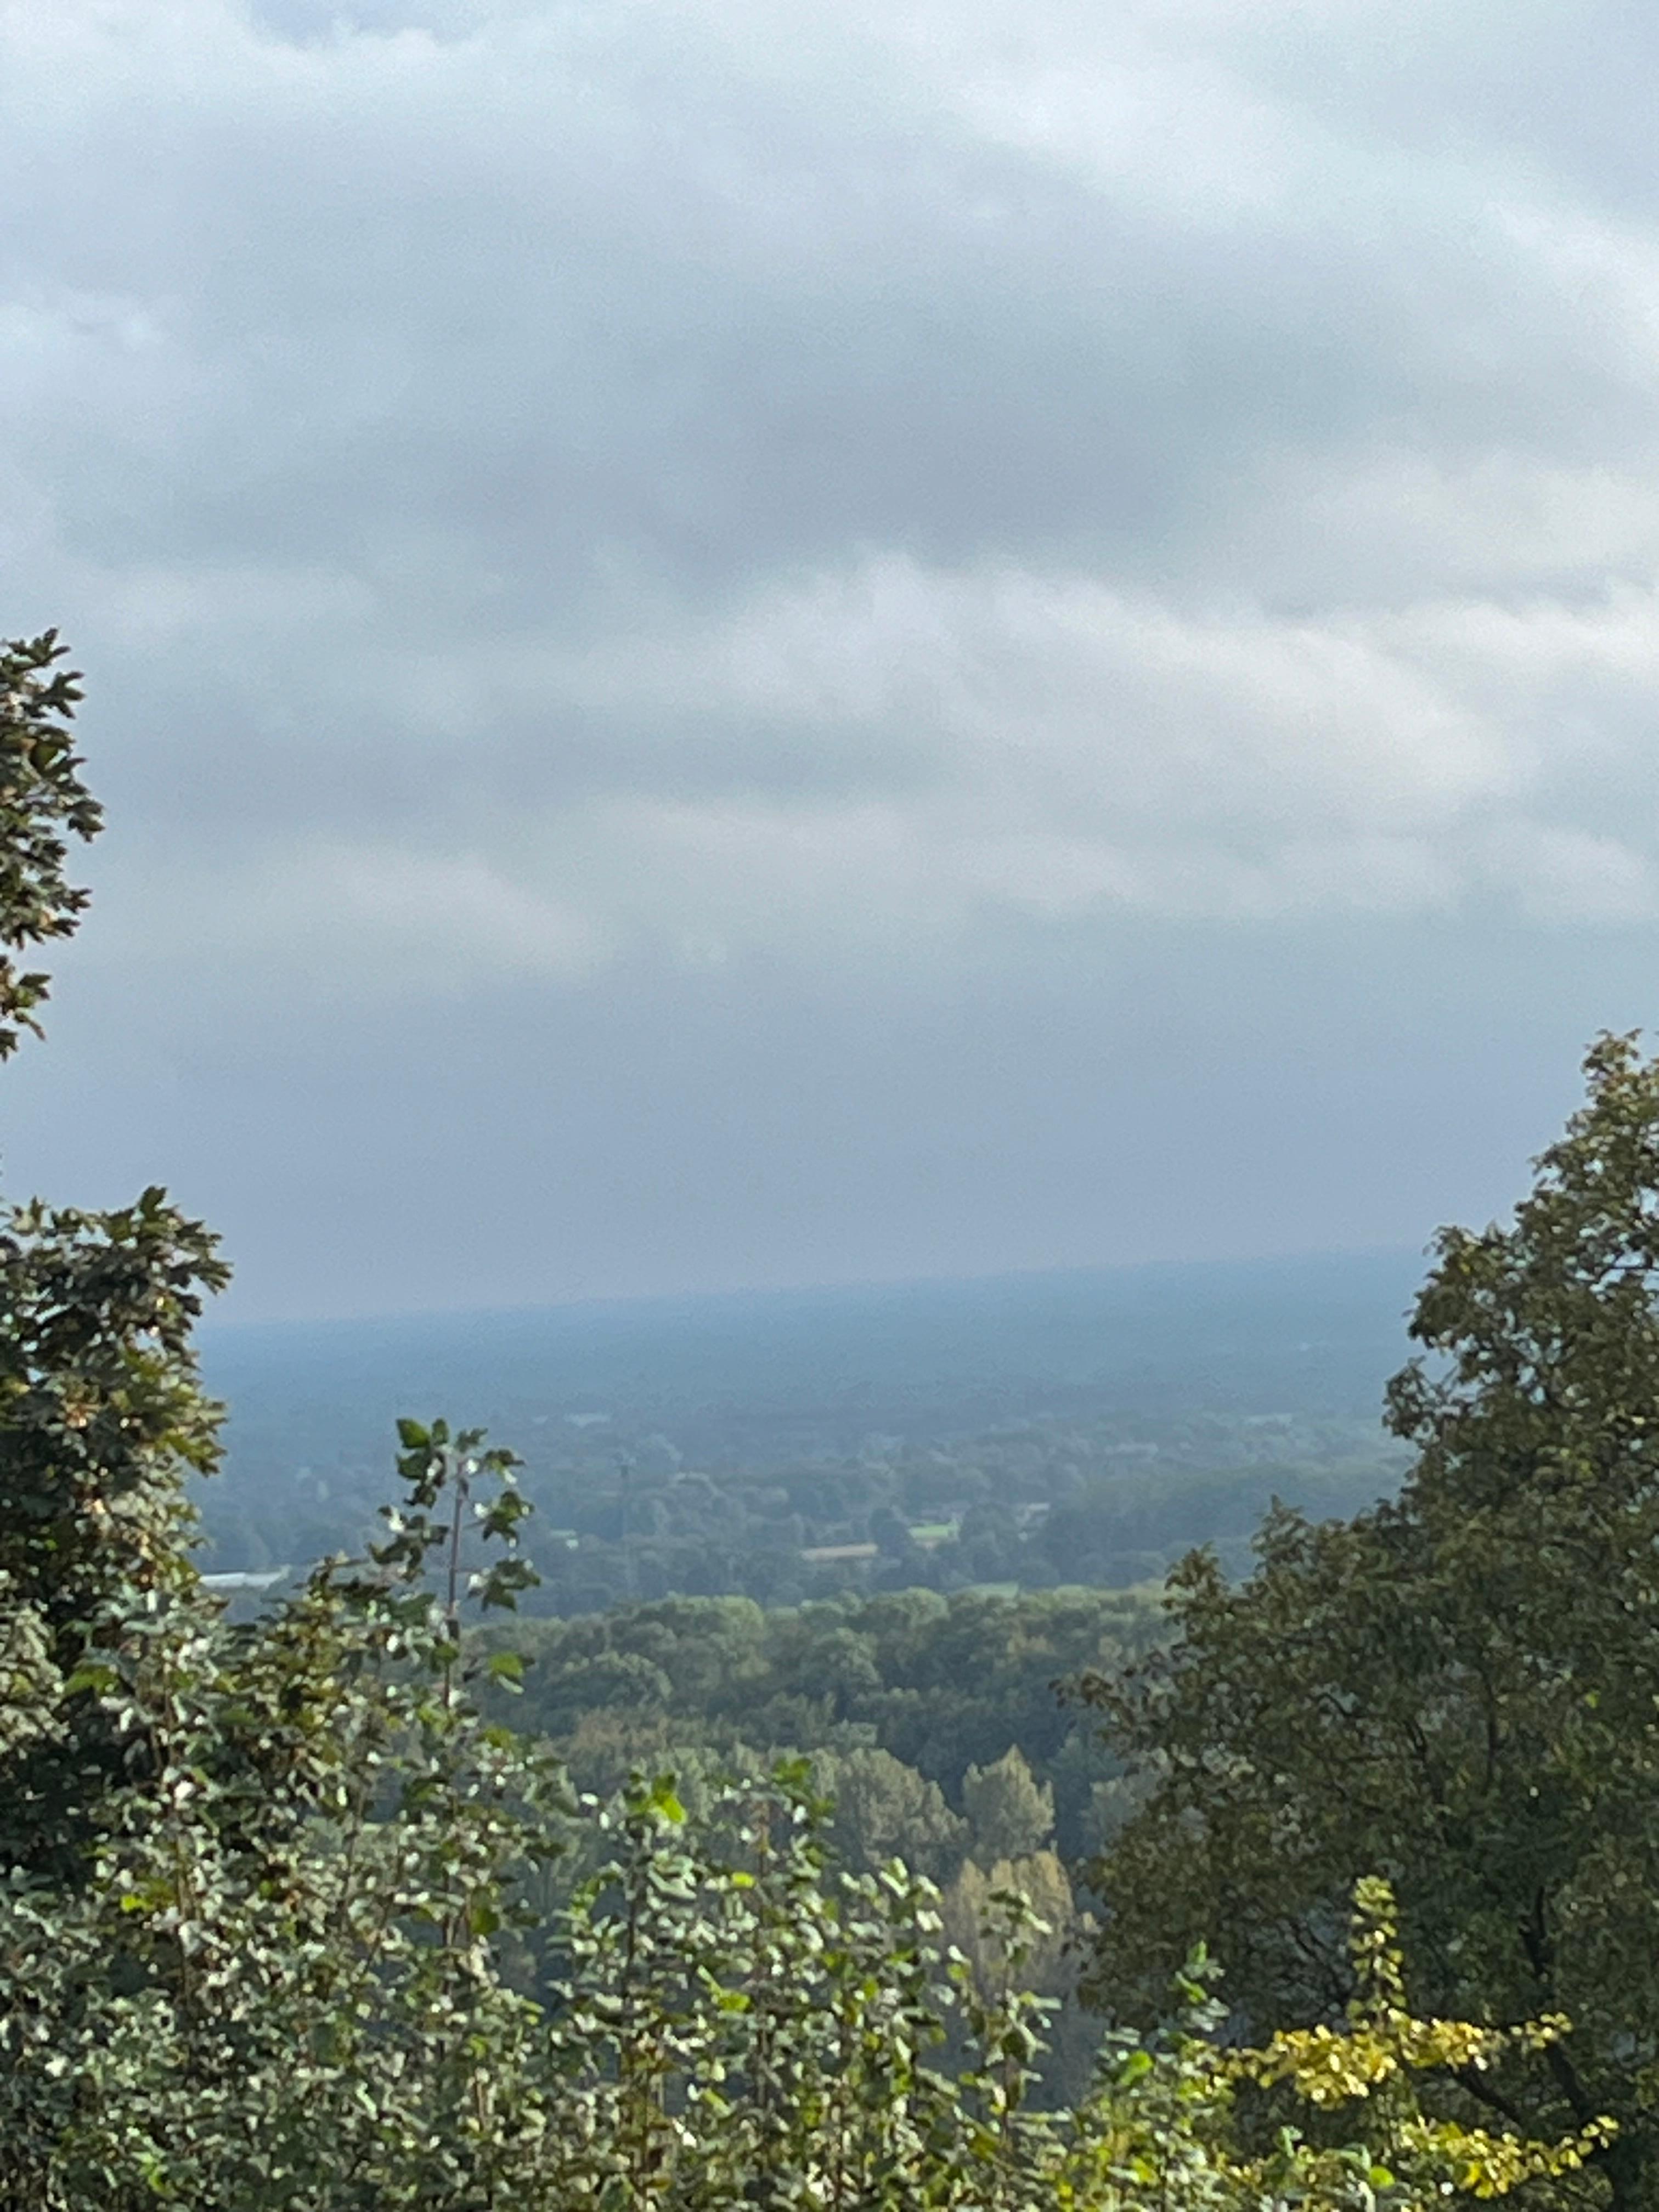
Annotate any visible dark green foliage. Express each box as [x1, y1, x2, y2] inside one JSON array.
[[0, 632, 228, 1882], [1084, 1034, 1659, 2212], [480, 1582, 1163, 1860], [0, 1188, 229, 1881], [0, 632, 100, 1060]]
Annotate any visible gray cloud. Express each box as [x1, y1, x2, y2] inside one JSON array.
[[3, 0, 1659, 1313]]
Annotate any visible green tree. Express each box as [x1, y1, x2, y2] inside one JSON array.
[[1084, 1032, 1659, 2212], [943, 1849, 1075, 2004], [0, 635, 228, 1885], [816, 1745, 968, 1880], [0, 630, 100, 1058], [0, 632, 562, 2204], [963, 1746, 1055, 1863]]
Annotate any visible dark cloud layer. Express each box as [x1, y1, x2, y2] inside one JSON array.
[[3, 0, 1658, 1316]]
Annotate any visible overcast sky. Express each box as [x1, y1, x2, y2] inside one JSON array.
[[3, 0, 1658, 1321]]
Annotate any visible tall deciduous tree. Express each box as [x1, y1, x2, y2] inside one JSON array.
[[963, 1746, 1055, 1864], [1083, 1032, 1659, 2212], [0, 634, 228, 1883]]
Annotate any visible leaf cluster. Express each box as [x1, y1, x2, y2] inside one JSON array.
[[0, 632, 100, 1061]]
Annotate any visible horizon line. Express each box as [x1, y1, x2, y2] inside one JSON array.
[[199, 1239, 1429, 1340]]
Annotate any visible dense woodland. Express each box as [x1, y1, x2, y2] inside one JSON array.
[[477, 1584, 1160, 1855], [4, 633, 1657, 2210], [200, 1368, 1407, 1611], [193, 1223, 1416, 1611], [469, 1587, 1167, 2106]]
